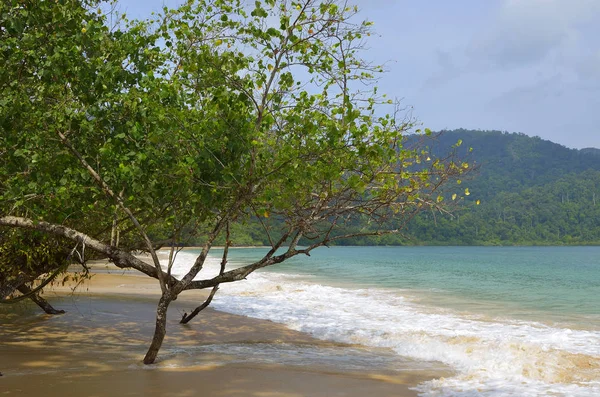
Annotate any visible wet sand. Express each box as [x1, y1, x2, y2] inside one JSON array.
[[0, 266, 451, 396]]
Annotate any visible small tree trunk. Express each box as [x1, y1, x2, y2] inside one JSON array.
[[143, 294, 172, 364], [17, 285, 65, 315], [180, 223, 229, 325], [110, 214, 117, 246], [180, 286, 218, 324]]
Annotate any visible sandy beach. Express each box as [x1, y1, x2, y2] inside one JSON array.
[[0, 264, 450, 397]]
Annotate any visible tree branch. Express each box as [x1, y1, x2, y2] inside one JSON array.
[[0, 216, 180, 286], [180, 222, 230, 324], [184, 228, 401, 291]]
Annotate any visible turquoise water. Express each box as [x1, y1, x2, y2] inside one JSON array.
[[217, 246, 600, 327], [171, 246, 600, 396]]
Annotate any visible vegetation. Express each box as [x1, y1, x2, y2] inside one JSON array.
[[0, 0, 470, 364], [403, 130, 600, 245], [176, 130, 600, 246]]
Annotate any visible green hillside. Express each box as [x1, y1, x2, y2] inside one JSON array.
[[401, 129, 600, 245], [426, 129, 600, 200], [176, 129, 600, 246]]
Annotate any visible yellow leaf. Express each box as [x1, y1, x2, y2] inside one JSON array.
[[462, 162, 469, 169], [476, 200, 481, 205], [426, 157, 431, 161], [465, 188, 470, 196], [452, 194, 457, 201], [268, 64, 274, 71], [456, 180, 462, 185], [215, 39, 223, 46], [436, 195, 444, 203], [263, 211, 269, 218], [81, 27, 87, 33]]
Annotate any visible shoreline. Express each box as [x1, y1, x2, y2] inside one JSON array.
[[0, 267, 451, 397], [161, 243, 600, 249]]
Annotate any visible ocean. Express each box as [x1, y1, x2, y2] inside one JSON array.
[[166, 246, 600, 396]]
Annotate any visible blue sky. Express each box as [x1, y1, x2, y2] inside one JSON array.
[[118, 0, 600, 149]]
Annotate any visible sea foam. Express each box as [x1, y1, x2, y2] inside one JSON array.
[[165, 251, 600, 397]]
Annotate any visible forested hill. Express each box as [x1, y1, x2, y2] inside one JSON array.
[[399, 129, 600, 245], [427, 129, 600, 201], [581, 147, 600, 156], [180, 129, 600, 246]]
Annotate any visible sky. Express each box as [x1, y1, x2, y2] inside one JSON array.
[[118, 0, 600, 149]]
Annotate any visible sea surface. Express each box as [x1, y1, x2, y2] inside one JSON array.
[[166, 246, 600, 396]]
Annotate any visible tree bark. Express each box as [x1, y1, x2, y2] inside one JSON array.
[[17, 285, 65, 314], [143, 294, 172, 364]]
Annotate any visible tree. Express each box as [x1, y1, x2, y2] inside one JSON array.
[[0, 0, 470, 364]]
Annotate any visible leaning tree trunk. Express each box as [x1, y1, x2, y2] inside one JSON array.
[[0, 275, 26, 301], [143, 294, 173, 364], [17, 285, 65, 314]]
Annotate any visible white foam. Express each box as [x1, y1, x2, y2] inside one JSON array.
[[161, 250, 224, 280], [164, 253, 600, 397]]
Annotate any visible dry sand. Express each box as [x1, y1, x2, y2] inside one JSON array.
[[0, 265, 450, 396]]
